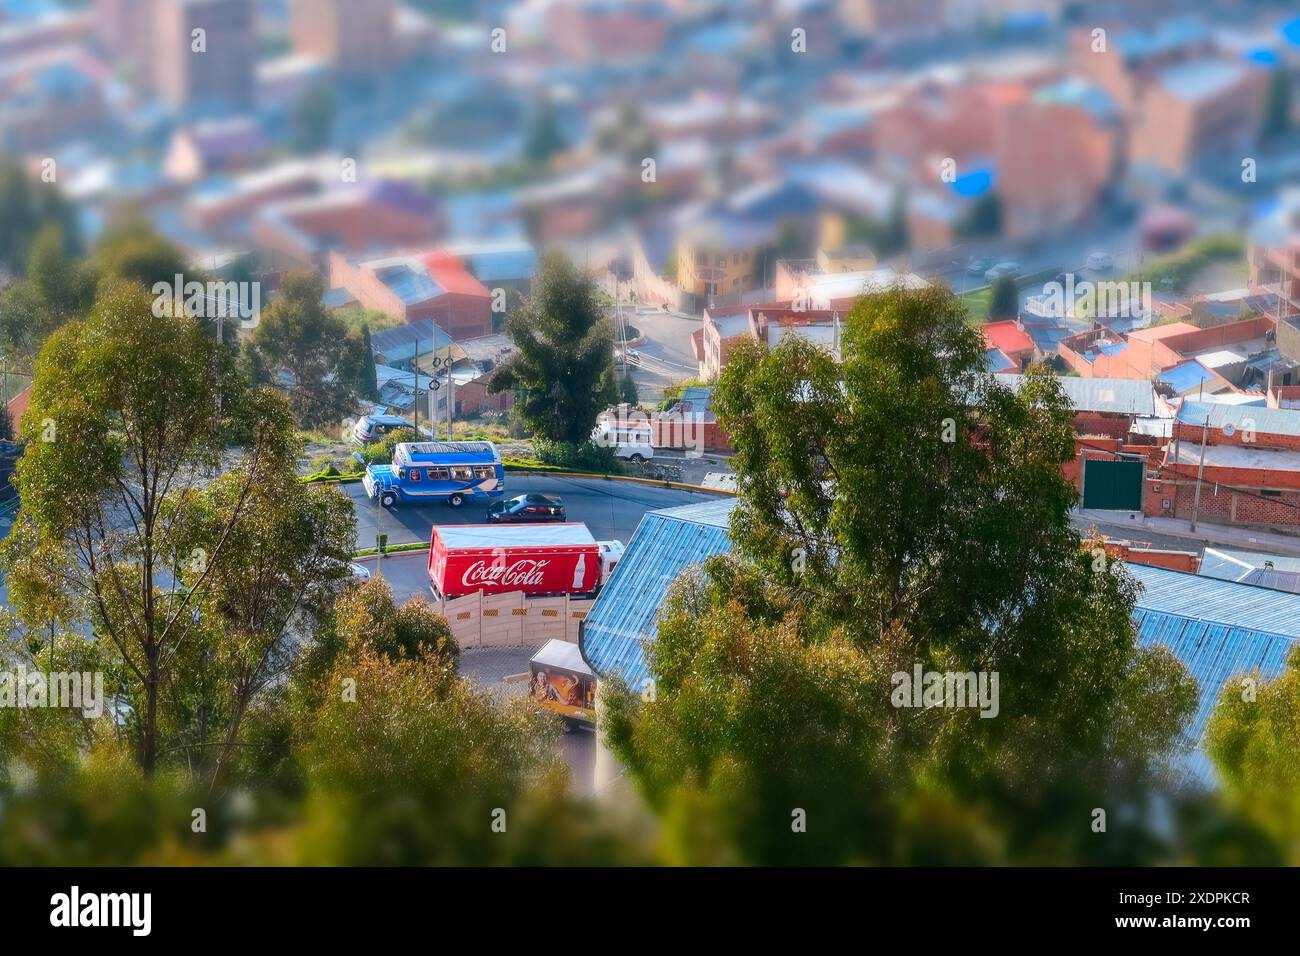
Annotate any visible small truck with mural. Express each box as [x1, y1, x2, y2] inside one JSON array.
[[528, 639, 597, 731]]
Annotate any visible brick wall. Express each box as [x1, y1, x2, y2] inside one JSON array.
[[1144, 475, 1300, 528]]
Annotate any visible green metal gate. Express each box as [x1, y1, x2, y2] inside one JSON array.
[[1082, 457, 1144, 511]]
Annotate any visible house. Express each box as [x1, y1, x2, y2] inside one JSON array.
[[329, 249, 493, 340], [368, 319, 458, 371], [694, 300, 854, 379], [163, 118, 270, 183], [254, 180, 444, 272], [994, 374, 1161, 440], [1250, 189, 1300, 362], [980, 320, 1037, 370], [1145, 401, 1300, 528], [291, 0, 398, 75]]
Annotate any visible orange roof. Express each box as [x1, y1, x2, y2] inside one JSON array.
[[1127, 322, 1199, 343], [422, 250, 490, 298], [981, 320, 1035, 356], [6, 383, 32, 433]]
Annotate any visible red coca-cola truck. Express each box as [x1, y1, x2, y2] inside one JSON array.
[[428, 523, 624, 600]]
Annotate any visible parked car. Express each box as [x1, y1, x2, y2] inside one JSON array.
[[1086, 251, 1114, 272], [966, 256, 994, 277], [984, 261, 1022, 283], [486, 493, 567, 523], [352, 414, 435, 445]]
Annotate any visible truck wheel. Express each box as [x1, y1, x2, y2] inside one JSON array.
[[380, 491, 397, 508], [629, 453, 645, 463], [448, 493, 465, 507]]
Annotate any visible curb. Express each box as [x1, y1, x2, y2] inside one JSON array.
[[504, 468, 736, 496]]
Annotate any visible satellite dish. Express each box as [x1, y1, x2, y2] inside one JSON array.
[[1223, 422, 1235, 437]]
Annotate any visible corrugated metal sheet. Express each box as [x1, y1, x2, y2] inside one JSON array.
[[1128, 564, 1300, 637], [582, 512, 1299, 781], [580, 501, 736, 690], [1134, 609, 1294, 778], [1179, 400, 1300, 438], [996, 374, 1158, 416]]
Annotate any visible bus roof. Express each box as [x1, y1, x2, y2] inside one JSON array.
[[394, 441, 500, 466]]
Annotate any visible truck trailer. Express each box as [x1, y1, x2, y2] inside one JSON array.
[[428, 523, 624, 600]]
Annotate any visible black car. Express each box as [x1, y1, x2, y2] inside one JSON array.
[[486, 493, 566, 523]]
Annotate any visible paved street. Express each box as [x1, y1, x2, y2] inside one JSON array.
[[348, 472, 725, 550]]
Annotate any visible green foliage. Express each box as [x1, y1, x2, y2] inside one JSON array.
[[956, 191, 1002, 239], [603, 285, 1197, 864], [0, 224, 94, 359], [251, 272, 365, 428], [619, 371, 639, 406], [1262, 67, 1291, 140], [356, 426, 419, 466], [92, 220, 196, 294], [1125, 233, 1245, 294], [988, 274, 1019, 319], [0, 159, 80, 278], [333, 576, 458, 668], [357, 323, 379, 402], [532, 437, 621, 473], [845, 189, 908, 257], [487, 251, 618, 447], [292, 81, 336, 153], [523, 98, 568, 164], [1204, 647, 1300, 862], [0, 278, 351, 783]]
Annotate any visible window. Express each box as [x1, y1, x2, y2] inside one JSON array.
[[426, 467, 448, 481], [1261, 489, 1282, 498], [451, 465, 473, 481], [408, 469, 421, 482], [474, 465, 495, 479]]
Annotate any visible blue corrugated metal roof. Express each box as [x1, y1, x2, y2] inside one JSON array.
[[583, 519, 1299, 780], [581, 499, 737, 690], [1179, 400, 1300, 438], [1128, 563, 1300, 637], [1159, 360, 1215, 394], [1134, 608, 1293, 778]]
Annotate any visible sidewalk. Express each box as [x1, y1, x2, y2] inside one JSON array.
[[1074, 508, 1300, 557]]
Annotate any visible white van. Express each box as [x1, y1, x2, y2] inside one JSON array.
[[593, 421, 654, 462]]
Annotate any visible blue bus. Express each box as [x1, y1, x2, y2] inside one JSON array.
[[362, 441, 505, 509]]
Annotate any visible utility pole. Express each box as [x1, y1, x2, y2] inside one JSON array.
[[1189, 413, 1210, 534], [412, 335, 420, 436]]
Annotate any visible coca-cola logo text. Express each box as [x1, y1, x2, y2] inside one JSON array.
[[462, 559, 550, 589]]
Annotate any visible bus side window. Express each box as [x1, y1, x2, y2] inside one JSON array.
[[409, 468, 421, 482], [474, 465, 495, 479], [427, 467, 448, 481]]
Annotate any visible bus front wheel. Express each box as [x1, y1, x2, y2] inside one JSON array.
[[447, 493, 465, 507], [380, 491, 397, 508]]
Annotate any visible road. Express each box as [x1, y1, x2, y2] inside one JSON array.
[[348, 472, 723, 551], [348, 472, 727, 798]]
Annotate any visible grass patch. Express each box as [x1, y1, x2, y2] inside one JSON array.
[[1123, 233, 1244, 294], [352, 541, 429, 558]]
